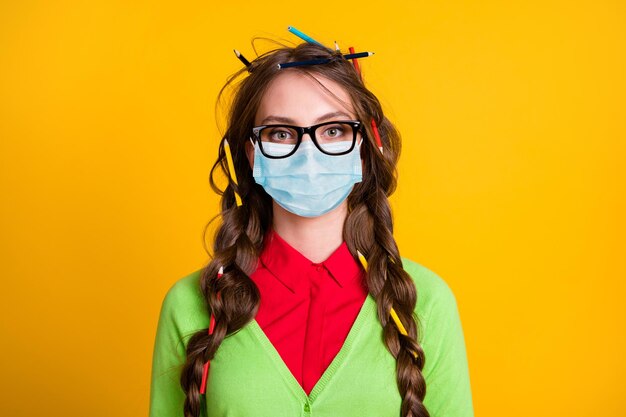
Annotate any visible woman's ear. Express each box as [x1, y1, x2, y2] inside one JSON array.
[[245, 138, 255, 170]]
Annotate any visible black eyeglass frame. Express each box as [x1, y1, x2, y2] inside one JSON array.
[[251, 120, 363, 159]]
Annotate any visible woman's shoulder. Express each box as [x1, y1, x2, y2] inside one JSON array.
[[400, 258, 473, 415], [157, 268, 209, 334], [400, 257, 458, 321], [162, 268, 205, 307]]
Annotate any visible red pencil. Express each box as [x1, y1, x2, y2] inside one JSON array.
[[200, 265, 225, 394], [348, 46, 361, 78], [199, 361, 210, 393], [371, 119, 384, 154]]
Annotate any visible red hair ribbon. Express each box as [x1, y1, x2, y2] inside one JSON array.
[[200, 266, 224, 394]]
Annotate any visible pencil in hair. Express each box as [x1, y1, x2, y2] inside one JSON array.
[[233, 49, 252, 70], [277, 58, 331, 69], [371, 119, 384, 154], [343, 51, 374, 59], [287, 26, 324, 46], [348, 46, 361, 78], [223, 138, 243, 207]]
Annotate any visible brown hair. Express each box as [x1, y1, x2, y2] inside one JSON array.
[[180, 41, 429, 417]]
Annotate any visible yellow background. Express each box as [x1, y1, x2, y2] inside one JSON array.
[[1, 1, 624, 416]]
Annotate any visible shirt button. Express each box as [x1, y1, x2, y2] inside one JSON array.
[[304, 403, 310, 412]]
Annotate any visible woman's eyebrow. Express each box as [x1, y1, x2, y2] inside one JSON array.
[[260, 111, 354, 125], [313, 111, 353, 123], [259, 115, 294, 124]]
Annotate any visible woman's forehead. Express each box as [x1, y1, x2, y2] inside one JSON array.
[[255, 71, 356, 125]]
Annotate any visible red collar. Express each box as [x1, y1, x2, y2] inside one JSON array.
[[258, 228, 364, 293]]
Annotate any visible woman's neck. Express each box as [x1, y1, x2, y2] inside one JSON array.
[[272, 200, 347, 263]]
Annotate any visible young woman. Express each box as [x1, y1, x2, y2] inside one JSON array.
[[150, 41, 473, 417]]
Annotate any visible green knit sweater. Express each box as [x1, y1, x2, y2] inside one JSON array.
[[150, 258, 474, 417]]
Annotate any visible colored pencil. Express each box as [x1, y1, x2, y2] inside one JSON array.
[[371, 119, 384, 154], [233, 49, 252, 70], [287, 26, 323, 45], [357, 250, 368, 270], [200, 361, 210, 394], [278, 58, 330, 69], [277, 52, 374, 69], [356, 249, 417, 359], [223, 139, 242, 207], [200, 265, 225, 394], [389, 308, 418, 360], [343, 51, 374, 59], [348, 46, 361, 77], [389, 308, 408, 336]]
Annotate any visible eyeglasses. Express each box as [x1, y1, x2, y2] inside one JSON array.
[[251, 120, 363, 159]]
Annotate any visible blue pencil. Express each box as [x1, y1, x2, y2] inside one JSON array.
[[287, 26, 323, 46]]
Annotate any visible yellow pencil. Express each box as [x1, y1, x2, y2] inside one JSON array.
[[389, 307, 408, 336], [357, 250, 368, 270], [223, 138, 242, 207], [357, 249, 418, 359]]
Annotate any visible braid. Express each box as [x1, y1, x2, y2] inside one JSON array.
[[180, 141, 271, 417], [346, 115, 430, 417]]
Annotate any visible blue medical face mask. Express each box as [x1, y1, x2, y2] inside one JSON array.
[[252, 138, 363, 217]]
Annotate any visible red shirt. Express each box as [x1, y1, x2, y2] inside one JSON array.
[[250, 228, 369, 395]]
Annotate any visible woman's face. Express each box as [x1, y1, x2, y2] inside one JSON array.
[[246, 70, 365, 220], [245, 71, 358, 167]]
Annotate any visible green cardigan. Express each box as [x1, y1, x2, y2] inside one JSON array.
[[150, 258, 474, 417]]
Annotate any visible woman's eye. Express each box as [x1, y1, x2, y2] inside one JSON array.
[[269, 129, 293, 141], [323, 126, 344, 138]]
